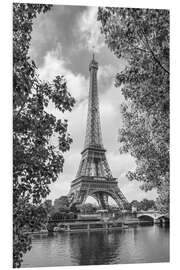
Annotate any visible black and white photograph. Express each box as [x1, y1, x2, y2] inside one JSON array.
[[12, 1, 169, 268]]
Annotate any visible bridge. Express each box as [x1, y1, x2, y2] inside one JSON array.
[[136, 210, 169, 223]]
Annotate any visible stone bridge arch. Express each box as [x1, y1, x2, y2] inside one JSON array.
[[155, 214, 170, 223], [137, 214, 155, 222], [137, 212, 169, 223]]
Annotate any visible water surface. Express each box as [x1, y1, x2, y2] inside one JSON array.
[[22, 224, 169, 267]]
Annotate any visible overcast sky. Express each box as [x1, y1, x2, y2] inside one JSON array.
[[29, 4, 157, 204]]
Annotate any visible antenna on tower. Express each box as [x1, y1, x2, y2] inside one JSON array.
[[92, 46, 95, 61]]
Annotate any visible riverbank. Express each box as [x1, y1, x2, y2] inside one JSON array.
[[24, 217, 168, 235]]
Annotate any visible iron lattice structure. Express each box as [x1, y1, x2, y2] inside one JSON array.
[[68, 55, 128, 209]]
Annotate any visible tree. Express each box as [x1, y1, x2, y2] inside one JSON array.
[[139, 199, 156, 211], [54, 195, 69, 210], [130, 200, 140, 211], [70, 202, 81, 213], [13, 3, 75, 267], [156, 175, 169, 214], [58, 195, 69, 207], [123, 202, 132, 211], [98, 7, 169, 213], [43, 199, 53, 215], [80, 203, 97, 214], [52, 196, 70, 214], [130, 199, 156, 211]]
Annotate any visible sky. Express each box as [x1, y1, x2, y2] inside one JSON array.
[[29, 4, 157, 204]]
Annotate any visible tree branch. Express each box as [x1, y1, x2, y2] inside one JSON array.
[[141, 29, 169, 74], [130, 43, 149, 53], [14, 97, 27, 119], [132, 14, 169, 75]]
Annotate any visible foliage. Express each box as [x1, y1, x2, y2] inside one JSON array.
[[13, 201, 47, 267], [156, 173, 169, 214], [58, 195, 69, 207], [98, 7, 169, 213], [138, 199, 156, 211], [80, 203, 97, 214], [13, 3, 75, 267], [127, 199, 156, 211], [53, 196, 70, 213], [123, 202, 132, 211], [43, 199, 53, 215], [70, 203, 81, 213], [54, 196, 69, 208]]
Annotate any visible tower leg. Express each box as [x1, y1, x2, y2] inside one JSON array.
[[103, 193, 109, 208], [110, 191, 124, 210], [93, 192, 107, 209], [68, 190, 86, 207]]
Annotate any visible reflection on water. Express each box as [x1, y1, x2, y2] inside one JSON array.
[[22, 225, 169, 268]]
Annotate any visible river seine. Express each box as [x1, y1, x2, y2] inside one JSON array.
[[22, 224, 169, 267]]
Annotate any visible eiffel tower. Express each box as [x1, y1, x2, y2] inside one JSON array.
[[68, 54, 128, 209]]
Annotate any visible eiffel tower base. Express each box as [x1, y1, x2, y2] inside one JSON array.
[[68, 176, 127, 210]]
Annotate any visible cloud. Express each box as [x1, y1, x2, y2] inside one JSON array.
[[107, 152, 136, 179], [98, 64, 118, 93], [121, 181, 158, 202], [29, 5, 87, 66], [38, 45, 88, 102], [77, 7, 104, 53]]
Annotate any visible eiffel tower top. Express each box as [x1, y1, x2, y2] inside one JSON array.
[[89, 53, 98, 70], [83, 54, 104, 151]]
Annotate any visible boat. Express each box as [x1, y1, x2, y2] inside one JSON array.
[[51, 221, 128, 233]]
